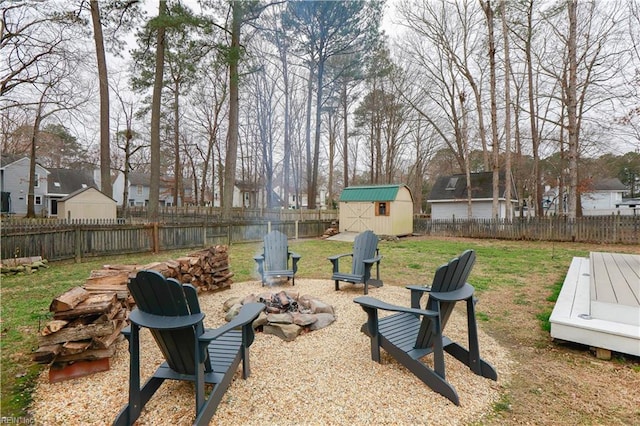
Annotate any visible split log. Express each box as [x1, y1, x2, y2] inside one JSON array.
[[93, 320, 125, 349], [53, 293, 117, 320], [61, 340, 92, 355], [49, 287, 90, 312], [32, 344, 62, 364], [41, 320, 69, 336], [38, 321, 116, 346], [54, 346, 116, 363]]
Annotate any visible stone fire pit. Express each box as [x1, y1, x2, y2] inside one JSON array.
[[223, 291, 336, 341]]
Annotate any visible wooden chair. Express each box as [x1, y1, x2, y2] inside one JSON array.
[[253, 230, 301, 286], [354, 250, 497, 405], [113, 270, 264, 426], [328, 230, 382, 295]]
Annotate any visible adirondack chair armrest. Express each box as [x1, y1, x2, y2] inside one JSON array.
[[354, 296, 438, 319], [253, 254, 264, 263], [129, 308, 205, 330], [429, 283, 475, 302], [328, 253, 352, 261], [363, 255, 383, 265], [199, 303, 265, 342], [328, 253, 352, 272]]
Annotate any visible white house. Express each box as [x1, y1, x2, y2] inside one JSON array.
[[581, 178, 629, 216], [427, 172, 518, 220]]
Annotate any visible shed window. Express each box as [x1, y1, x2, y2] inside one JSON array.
[[446, 177, 458, 190], [376, 202, 390, 216]]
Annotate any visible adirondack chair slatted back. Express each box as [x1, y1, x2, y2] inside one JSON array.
[[128, 271, 203, 375], [351, 230, 379, 276], [418, 250, 476, 348], [264, 230, 289, 271]]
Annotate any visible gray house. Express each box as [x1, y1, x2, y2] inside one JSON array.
[[122, 172, 193, 207], [0, 155, 49, 215], [428, 172, 518, 220]]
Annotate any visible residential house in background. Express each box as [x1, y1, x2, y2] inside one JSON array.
[[581, 178, 629, 216], [0, 155, 49, 216], [427, 172, 519, 220], [115, 172, 193, 207]]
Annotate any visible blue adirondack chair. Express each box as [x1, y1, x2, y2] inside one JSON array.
[[253, 230, 301, 286], [113, 270, 264, 426], [328, 230, 382, 294], [354, 250, 497, 405]]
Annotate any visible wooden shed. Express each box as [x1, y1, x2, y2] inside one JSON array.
[[338, 184, 413, 236], [58, 187, 117, 221]]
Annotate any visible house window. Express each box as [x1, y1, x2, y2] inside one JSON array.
[[446, 177, 458, 190], [34, 195, 42, 205], [376, 202, 390, 216], [34, 173, 40, 188], [137, 185, 143, 195]]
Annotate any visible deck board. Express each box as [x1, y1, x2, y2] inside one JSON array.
[[550, 253, 640, 357]]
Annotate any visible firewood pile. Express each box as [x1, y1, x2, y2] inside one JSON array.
[[33, 286, 127, 380], [321, 227, 340, 239], [33, 245, 233, 381], [0, 255, 49, 275], [167, 245, 234, 292]]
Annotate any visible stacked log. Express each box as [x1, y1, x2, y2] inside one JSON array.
[[0, 256, 49, 275], [33, 287, 127, 381], [32, 246, 233, 381], [165, 245, 233, 292]]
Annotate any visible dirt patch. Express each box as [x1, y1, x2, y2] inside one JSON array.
[[479, 273, 640, 425]]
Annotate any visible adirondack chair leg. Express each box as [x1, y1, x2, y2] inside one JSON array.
[[241, 345, 251, 379], [384, 343, 460, 406], [334, 280, 340, 291], [360, 307, 381, 362], [114, 325, 164, 426]]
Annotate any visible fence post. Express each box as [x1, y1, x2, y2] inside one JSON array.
[[295, 220, 299, 239], [227, 224, 231, 245], [267, 221, 271, 233], [74, 226, 82, 263], [202, 224, 207, 247], [152, 222, 159, 253]]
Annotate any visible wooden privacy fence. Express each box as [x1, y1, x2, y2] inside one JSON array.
[[414, 216, 639, 244], [1, 220, 334, 263], [122, 206, 339, 223], [2, 215, 637, 263]]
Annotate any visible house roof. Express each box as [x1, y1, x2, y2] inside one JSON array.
[[339, 184, 405, 202], [59, 186, 115, 202], [47, 168, 96, 195], [428, 172, 518, 202], [589, 178, 626, 191], [0, 155, 48, 172]]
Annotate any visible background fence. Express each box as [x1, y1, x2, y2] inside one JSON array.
[[1, 215, 637, 263], [1, 219, 334, 262]]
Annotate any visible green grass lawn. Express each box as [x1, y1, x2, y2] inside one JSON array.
[[0, 236, 629, 419]]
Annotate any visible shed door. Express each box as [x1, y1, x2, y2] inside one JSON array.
[[341, 202, 372, 232]]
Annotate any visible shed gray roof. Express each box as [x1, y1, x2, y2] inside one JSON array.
[[428, 172, 518, 202], [59, 186, 115, 202], [47, 168, 96, 195]]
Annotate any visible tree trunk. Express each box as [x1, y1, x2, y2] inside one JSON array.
[[148, 0, 167, 221], [481, 0, 500, 219], [309, 59, 325, 209], [525, 0, 542, 217], [501, 0, 512, 219], [173, 82, 181, 207], [566, 0, 579, 220], [341, 82, 349, 188], [90, 0, 112, 198], [222, 2, 242, 219]]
